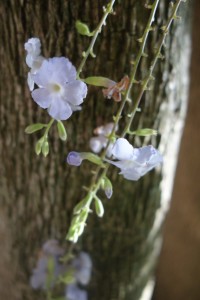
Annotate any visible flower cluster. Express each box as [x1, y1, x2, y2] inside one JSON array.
[[67, 138, 162, 181], [65, 252, 92, 300], [25, 38, 87, 120], [106, 138, 163, 180], [30, 239, 92, 300]]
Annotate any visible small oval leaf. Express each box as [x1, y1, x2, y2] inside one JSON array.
[[130, 128, 157, 136], [25, 123, 46, 134], [75, 20, 94, 37], [82, 76, 115, 87]]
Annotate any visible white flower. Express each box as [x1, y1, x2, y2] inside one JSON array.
[[31, 57, 87, 120], [24, 37, 45, 91], [106, 138, 163, 181], [24, 37, 42, 67], [89, 123, 117, 157]]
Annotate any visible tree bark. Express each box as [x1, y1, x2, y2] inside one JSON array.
[[0, 1, 191, 300]]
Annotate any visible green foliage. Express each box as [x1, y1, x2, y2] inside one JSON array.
[[75, 20, 94, 36], [25, 123, 46, 134]]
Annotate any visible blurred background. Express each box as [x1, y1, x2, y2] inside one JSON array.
[[153, 0, 200, 299]]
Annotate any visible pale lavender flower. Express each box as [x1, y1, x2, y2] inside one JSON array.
[[89, 123, 117, 157], [65, 283, 88, 300], [106, 138, 163, 181], [30, 239, 65, 290], [31, 57, 87, 120], [24, 37, 45, 91], [24, 37, 42, 67], [72, 252, 92, 285]]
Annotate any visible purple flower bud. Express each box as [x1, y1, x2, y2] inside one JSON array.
[[67, 152, 84, 166]]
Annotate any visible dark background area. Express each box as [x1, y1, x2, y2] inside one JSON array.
[[153, 0, 200, 299]]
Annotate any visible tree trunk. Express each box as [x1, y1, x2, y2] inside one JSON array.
[[0, 1, 191, 300]]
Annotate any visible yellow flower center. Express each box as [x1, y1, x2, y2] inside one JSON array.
[[52, 83, 61, 92]]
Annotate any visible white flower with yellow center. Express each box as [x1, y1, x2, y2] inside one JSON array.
[[31, 57, 87, 120]]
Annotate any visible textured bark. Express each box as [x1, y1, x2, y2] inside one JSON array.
[[0, 1, 191, 300]]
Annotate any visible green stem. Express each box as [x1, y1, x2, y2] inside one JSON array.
[[67, 0, 185, 242], [76, 0, 116, 77], [88, 0, 182, 210], [122, 0, 183, 135], [105, 0, 160, 142], [44, 118, 54, 138]]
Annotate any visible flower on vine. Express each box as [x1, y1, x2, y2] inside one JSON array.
[[30, 239, 65, 289], [31, 57, 87, 120], [106, 138, 163, 181], [65, 252, 92, 300], [89, 122, 117, 157], [102, 75, 130, 102], [72, 252, 92, 285], [24, 37, 45, 91]]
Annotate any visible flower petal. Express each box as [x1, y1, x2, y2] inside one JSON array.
[[31, 88, 52, 108], [66, 80, 87, 106], [111, 138, 134, 160], [121, 168, 141, 181], [48, 57, 77, 84], [48, 98, 72, 120]]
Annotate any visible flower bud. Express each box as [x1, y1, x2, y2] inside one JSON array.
[[57, 121, 67, 141], [94, 197, 104, 217], [67, 152, 83, 166]]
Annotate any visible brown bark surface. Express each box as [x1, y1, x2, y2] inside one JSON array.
[[0, 1, 191, 300], [153, 0, 200, 299]]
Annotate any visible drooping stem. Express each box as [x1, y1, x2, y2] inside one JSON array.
[[76, 0, 116, 77], [67, 0, 186, 243], [104, 0, 160, 143], [44, 118, 54, 138], [123, 0, 184, 135]]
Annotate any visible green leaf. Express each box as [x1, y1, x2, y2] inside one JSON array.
[[25, 123, 46, 134], [84, 153, 105, 166], [75, 20, 94, 36], [57, 121, 67, 141], [94, 196, 104, 217], [82, 76, 115, 87], [129, 128, 157, 136]]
